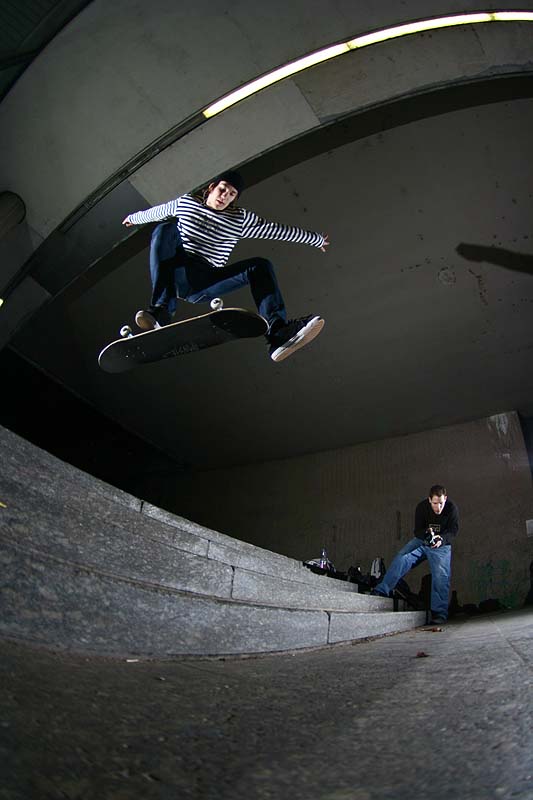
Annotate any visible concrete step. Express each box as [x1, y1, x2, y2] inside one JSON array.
[[0, 473, 392, 612], [142, 502, 366, 593], [0, 426, 367, 595], [1, 540, 425, 656], [231, 567, 391, 612], [0, 424, 426, 656]]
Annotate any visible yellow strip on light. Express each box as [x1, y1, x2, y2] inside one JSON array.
[[347, 13, 493, 49], [203, 42, 349, 118], [493, 11, 533, 20], [202, 11, 533, 119], [348, 12, 533, 48]]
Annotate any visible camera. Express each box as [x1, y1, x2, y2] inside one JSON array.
[[424, 528, 442, 547]]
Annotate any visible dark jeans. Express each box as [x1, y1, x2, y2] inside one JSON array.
[[374, 537, 452, 618], [149, 222, 287, 327]]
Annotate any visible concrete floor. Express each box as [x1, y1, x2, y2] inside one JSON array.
[[2, 610, 533, 800]]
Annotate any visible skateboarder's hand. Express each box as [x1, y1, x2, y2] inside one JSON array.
[[122, 217, 134, 226], [320, 234, 330, 252]]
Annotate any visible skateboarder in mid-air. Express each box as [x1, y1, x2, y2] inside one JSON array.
[[122, 170, 330, 362]]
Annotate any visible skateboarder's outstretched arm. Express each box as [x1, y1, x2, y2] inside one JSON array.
[[122, 198, 330, 253], [122, 197, 181, 227], [241, 209, 329, 253]]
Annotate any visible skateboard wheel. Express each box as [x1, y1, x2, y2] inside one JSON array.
[[120, 325, 133, 338], [210, 297, 223, 311]]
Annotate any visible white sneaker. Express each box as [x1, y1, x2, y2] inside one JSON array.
[[268, 315, 324, 362]]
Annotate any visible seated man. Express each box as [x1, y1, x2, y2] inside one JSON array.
[[122, 170, 330, 362], [372, 485, 459, 624]]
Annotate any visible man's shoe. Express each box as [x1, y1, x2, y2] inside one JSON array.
[[430, 615, 447, 625], [268, 315, 324, 362], [135, 306, 172, 331], [393, 586, 423, 610]]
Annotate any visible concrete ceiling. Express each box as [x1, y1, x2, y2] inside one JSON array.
[[0, 0, 93, 101], [2, 2, 533, 470]]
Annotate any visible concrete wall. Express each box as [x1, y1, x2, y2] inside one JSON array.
[[148, 411, 533, 609]]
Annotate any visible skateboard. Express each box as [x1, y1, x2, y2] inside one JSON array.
[[98, 299, 268, 374]]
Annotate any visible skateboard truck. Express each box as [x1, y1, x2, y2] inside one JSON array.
[[120, 300, 223, 338]]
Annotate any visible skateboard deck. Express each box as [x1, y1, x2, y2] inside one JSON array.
[[98, 306, 268, 374]]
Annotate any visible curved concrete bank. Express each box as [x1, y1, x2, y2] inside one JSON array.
[[0, 425, 425, 656]]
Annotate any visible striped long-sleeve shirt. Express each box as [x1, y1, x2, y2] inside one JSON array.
[[125, 194, 325, 269]]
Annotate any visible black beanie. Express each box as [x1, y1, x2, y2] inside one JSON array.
[[213, 170, 245, 195]]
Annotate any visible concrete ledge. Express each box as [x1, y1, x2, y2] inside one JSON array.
[[1, 544, 330, 656], [1, 469, 373, 601], [0, 425, 142, 512], [0, 424, 423, 656], [0, 473, 210, 558], [1, 428, 365, 592], [207, 537, 362, 592], [1, 492, 392, 614], [232, 568, 392, 612], [1, 543, 423, 656], [1, 427, 322, 580], [329, 609, 426, 642]]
